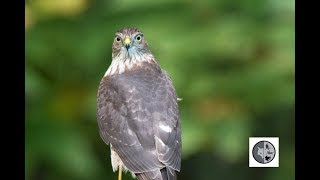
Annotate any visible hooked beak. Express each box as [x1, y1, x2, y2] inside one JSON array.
[[124, 37, 131, 50]]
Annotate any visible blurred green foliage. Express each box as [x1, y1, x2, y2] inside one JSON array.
[[26, 0, 294, 179]]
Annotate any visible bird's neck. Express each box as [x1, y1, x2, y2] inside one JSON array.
[[104, 52, 156, 77]]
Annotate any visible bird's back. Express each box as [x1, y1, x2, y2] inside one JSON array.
[[97, 61, 181, 180]]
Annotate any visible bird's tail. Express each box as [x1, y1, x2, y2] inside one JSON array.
[[135, 167, 176, 180]]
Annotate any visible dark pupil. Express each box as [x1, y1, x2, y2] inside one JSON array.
[[116, 37, 120, 41], [137, 36, 141, 40]]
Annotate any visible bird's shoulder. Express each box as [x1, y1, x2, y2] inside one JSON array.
[[102, 61, 172, 95], [111, 61, 163, 83]]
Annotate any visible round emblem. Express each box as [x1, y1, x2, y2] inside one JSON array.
[[252, 141, 276, 164]]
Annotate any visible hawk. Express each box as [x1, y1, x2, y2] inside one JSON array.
[[96, 27, 182, 180]]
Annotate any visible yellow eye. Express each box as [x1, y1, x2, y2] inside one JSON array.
[[115, 37, 121, 43], [135, 35, 142, 41]]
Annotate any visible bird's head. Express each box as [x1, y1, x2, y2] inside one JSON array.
[[105, 27, 156, 76], [112, 27, 150, 59]]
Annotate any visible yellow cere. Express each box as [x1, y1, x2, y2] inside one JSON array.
[[124, 37, 131, 45]]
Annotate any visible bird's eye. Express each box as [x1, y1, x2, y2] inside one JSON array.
[[115, 37, 121, 43], [135, 35, 142, 41]]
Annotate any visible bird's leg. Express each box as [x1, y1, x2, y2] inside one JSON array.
[[118, 164, 122, 180]]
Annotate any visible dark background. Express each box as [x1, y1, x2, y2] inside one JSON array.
[[25, 0, 294, 179]]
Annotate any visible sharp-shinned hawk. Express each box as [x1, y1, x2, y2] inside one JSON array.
[[96, 27, 181, 180]]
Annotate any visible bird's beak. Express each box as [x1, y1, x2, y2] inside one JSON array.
[[124, 37, 131, 50]]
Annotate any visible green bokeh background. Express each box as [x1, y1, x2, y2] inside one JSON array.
[[25, 0, 295, 179]]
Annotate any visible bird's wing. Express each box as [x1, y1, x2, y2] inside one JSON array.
[[97, 75, 163, 173], [97, 62, 181, 174], [153, 71, 181, 172]]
